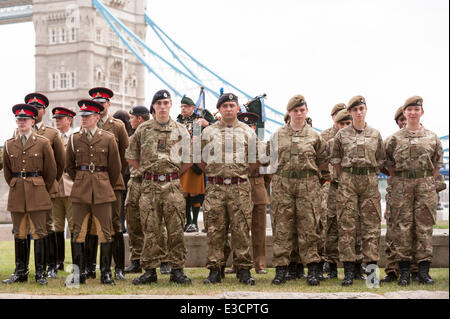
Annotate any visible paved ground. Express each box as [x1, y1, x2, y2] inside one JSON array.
[[0, 290, 448, 299]]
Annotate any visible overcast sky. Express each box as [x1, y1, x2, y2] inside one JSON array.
[[0, 0, 448, 145]]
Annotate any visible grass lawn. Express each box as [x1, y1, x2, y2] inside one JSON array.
[[0, 240, 448, 296]]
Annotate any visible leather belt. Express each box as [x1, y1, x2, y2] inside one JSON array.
[[77, 165, 108, 173], [343, 167, 376, 175], [144, 172, 179, 182], [207, 177, 247, 185], [276, 170, 317, 179], [394, 170, 433, 179], [249, 172, 262, 178], [13, 171, 42, 178]]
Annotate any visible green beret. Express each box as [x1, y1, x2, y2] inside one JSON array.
[[331, 103, 346, 116], [402, 96, 423, 111], [347, 95, 366, 110], [394, 106, 404, 122], [287, 94, 307, 112], [334, 109, 352, 123], [180, 95, 195, 106]]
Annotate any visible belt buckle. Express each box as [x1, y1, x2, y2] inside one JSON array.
[[88, 163, 95, 173], [224, 178, 232, 185], [408, 171, 416, 179], [158, 175, 166, 182], [20, 171, 27, 179]]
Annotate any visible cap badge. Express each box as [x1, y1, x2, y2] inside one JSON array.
[[229, 94, 233, 100], [244, 117, 248, 121], [360, 98, 364, 103], [163, 92, 168, 98], [95, 92, 102, 97], [417, 100, 421, 105], [81, 104, 87, 110], [18, 109, 27, 115], [32, 97, 38, 103]]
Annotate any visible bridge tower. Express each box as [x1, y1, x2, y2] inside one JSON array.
[[32, 0, 147, 125]]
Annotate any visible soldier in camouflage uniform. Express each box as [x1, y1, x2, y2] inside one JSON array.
[[385, 96, 443, 286], [126, 89, 192, 285], [331, 95, 385, 286], [270, 94, 328, 286], [201, 93, 259, 285]]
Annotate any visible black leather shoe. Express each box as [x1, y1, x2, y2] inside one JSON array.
[[34, 238, 48, 286], [124, 260, 142, 274], [66, 242, 86, 285], [342, 262, 354, 286], [132, 269, 157, 285], [271, 266, 287, 285], [160, 262, 171, 275], [306, 263, 320, 286], [380, 272, 398, 283], [2, 238, 28, 284], [112, 233, 126, 281], [204, 268, 221, 284], [326, 263, 338, 279], [100, 242, 115, 285], [84, 234, 98, 279], [45, 233, 58, 279], [398, 261, 411, 286], [418, 261, 434, 285], [170, 269, 192, 284], [238, 268, 255, 285]]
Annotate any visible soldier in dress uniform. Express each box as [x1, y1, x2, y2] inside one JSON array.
[[123, 106, 150, 274], [51, 107, 76, 271], [2, 103, 57, 285], [385, 96, 443, 286], [331, 95, 385, 286], [24, 93, 65, 279], [86, 87, 129, 281], [237, 112, 271, 275], [66, 99, 121, 285], [176, 95, 209, 233], [126, 89, 192, 285], [201, 93, 261, 286]]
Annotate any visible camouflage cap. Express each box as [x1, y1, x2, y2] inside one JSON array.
[[394, 106, 404, 122], [402, 96, 423, 111], [347, 95, 367, 111], [331, 103, 346, 116], [286, 94, 307, 111], [334, 109, 352, 123]]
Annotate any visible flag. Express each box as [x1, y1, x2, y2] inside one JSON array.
[[194, 87, 205, 115]]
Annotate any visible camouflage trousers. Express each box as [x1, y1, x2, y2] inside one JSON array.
[[203, 181, 253, 270], [139, 179, 186, 270], [385, 180, 419, 273], [325, 182, 340, 264], [390, 176, 437, 263], [125, 177, 145, 262], [270, 175, 321, 266], [316, 182, 329, 262], [337, 172, 381, 263]]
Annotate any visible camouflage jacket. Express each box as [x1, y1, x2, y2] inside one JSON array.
[[125, 118, 191, 175], [200, 119, 259, 178], [269, 123, 328, 174], [385, 126, 443, 171], [321, 126, 339, 181], [330, 123, 385, 169]]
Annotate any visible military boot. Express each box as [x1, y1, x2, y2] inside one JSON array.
[[25, 234, 31, 272], [124, 259, 142, 274], [204, 268, 221, 284], [411, 272, 419, 282], [271, 266, 288, 285], [323, 261, 331, 274], [55, 232, 65, 271], [112, 233, 126, 280], [84, 234, 98, 279], [317, 261, 326, 281], [100, 242, 115, 285], [220, 265, 226, 279], [2, 238, 29, 284], [353, 262, 365, 280], [285, 262, 298, 281], [160, 261, 171, 275], [170, 268, 192, 284], [341, 262, 354, 286], [133, 269, 157, 285], [34, 238, 48, 286], [45, 233, 58, 278], [238, 268, 255, 285], [380, 271, 398, 283], [418, 261, 434, 285], [297, 263, 306, 279], [306, 263, 320, 286], [397, 261, 410, 286], [65, 241, 86, 286], [326, 263, 338, 279]]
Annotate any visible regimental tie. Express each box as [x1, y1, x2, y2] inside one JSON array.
[[86, 130, 93, 142], [21, 135, 27, 147]]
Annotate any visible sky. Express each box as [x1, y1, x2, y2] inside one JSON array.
[[0, 0, 448, 145]]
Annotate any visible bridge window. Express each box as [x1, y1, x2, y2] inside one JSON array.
[[71, 72, 76, 89], [60, 73, 67, 89], [49, 29, 57, 44], [96, 29, 102, 43], [60, 28, 66, 43], [70, 28, 77, 42], [51, 73, 58, 90]]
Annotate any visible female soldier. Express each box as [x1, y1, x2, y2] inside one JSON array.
[[270, 94, 328, 286], [331, 95, 385, 286], [385, 96, 443, 286], [2, 104, 56, 286]]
